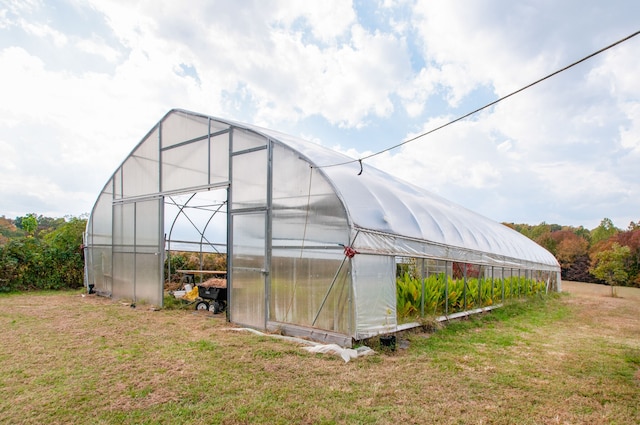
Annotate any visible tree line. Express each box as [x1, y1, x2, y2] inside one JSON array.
[[0, 214, 86, 292], [1, 213, 638, 292], [505, 217, 640, 288]]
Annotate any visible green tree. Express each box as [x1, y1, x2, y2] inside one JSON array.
[[590, 242, 631, 296], [530, 222, 552, 240], [590, 218, 619, 245], [0, 215, 86, 292], [573, 225, 591, 243], [20, 214, 38, 237]]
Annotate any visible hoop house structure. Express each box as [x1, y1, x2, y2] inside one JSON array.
[[85, 109, 561, 345]]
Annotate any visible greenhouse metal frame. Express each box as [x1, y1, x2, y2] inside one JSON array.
[[84, 109, 561, 346]]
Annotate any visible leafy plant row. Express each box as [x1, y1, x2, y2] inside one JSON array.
[[396, 272, 547, 320]]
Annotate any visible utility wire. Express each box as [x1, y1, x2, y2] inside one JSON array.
[[319, 29, 640, 170]]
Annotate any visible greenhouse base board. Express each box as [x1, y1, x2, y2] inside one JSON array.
[[267, 321, 353, 347]]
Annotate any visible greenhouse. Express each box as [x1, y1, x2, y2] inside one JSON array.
[[84, 109, 561, 346]]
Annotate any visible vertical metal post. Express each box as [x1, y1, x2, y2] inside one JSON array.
[[158, 122, 165, 305], [133, 202, 137, 303], [158, 199, 165, 307], [501, 267, 505, 303], [477, 265, 481, 307], [463, 263, 467, 311], [490, 266, 494, 303], [444, 261, 449, 316], [265, 139, 273, 328], [420, 258, 425, 317], [226, 129, 233, 323]]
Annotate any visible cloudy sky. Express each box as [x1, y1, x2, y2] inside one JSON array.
[[1, 0, 639, 230]]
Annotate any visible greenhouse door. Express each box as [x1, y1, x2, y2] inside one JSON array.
[[229, 212, 267, 328]]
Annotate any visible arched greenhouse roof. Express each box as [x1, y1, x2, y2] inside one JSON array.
[[213, 112, 559, 271]]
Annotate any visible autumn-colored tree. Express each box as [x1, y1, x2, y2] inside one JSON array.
[[0, 216, 19, 245], [535, 232, 558, 256], [556, 233, 589, 269]]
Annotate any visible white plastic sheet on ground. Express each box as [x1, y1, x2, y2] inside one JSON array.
[[302, 344, 375, 362], [227, 328, 375, 362]]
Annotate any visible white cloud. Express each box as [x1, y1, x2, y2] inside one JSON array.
[[18, 18, 68, 46], [75, 35, 121, 62], [619, 102, 640, 152], [0, 140, 18, 171], [272, 0, 356, 43]]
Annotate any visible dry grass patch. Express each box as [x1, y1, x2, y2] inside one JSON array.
[[0, 285, 639, 424]]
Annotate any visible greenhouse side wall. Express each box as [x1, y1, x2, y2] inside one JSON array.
[[347, 229, 561, 337]]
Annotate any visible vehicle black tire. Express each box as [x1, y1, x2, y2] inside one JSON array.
[[210, 301, 222, 314], [195, 301, 210, 311]]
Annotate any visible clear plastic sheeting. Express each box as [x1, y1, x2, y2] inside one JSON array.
[[270, 251, 351, 333], [161, 138, 209, 192], [160, 110, 212, 149], [352, 254, 396, 339], [227, 328, 375, 362], [230, 212, 266, 328], [269, 142, 352, 333], [354, 229, 559, 272], [231, 148, 267, 210], [259, 128, 558, 270], [121, 129, 159, 198]]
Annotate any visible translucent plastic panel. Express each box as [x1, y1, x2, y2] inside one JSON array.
[[161, 111, 211, 149], [270, 208, 348, 255], [112, 252, 135, 301], [230, 269, 265, 328], [352, 254, 396, 339], [87, 246, 112, 296], [232, 128, 267, 152], [270, 250, 350, 333], [113, 203, 135, 247], [135, 253, 161, 305], [90, 190, 113, 246], [316, 156, 560, 269], [122, 129, 159, 197], [230, 213, 265, 328], [114, 169, 122, 198], [271, 144, 349, 246], [136, 199, 160, 251], [162, 139, 208, 192], [355, 230, 559, 272], [231, 149, 267, 210], [210, 133, 229, 184]]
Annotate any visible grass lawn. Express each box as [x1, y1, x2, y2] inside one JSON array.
[[0, 282, 638, 424]]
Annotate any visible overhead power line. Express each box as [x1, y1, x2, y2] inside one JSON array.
[[320, 29, 640, 170]]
